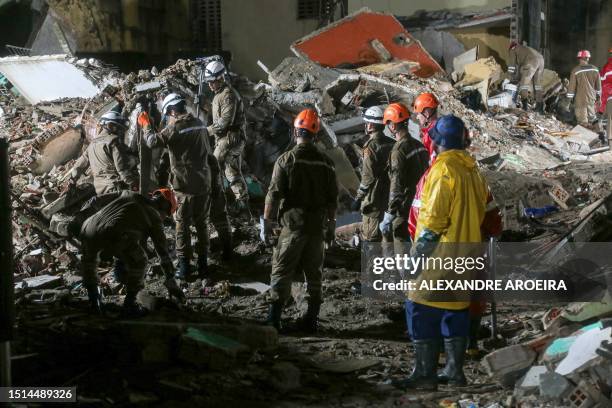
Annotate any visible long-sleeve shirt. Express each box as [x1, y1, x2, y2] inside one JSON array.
[[567, 62, 602, 103], [356, 131, 394, 215], [600, 57, 612, 113], [206, 84, 245, 139]]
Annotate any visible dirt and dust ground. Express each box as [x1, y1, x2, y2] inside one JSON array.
[[10, 220, 554, 408]]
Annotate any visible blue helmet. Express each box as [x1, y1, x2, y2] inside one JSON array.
[[429, 114, 466, 149]]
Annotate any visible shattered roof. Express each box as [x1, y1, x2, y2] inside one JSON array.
[[398, 7, 513, 30], [0, 54, 98, 104]]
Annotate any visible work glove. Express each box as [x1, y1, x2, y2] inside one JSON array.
[[325, 218, 336, 246], [137, 111, 152, 128], [259, 216, 276, 245], [379, 212, 395, 236], [86, 285, 103, 315], [164, 277, 185, 302], [350, 198, 362, 212]]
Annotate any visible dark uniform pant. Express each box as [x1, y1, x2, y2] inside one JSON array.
[[209, 184, 232, 243], [214, 135, 248, 201], [80, 231, 147, 292], [270, 227, 324, 305], [174, 191, 211, 260], [405, 301, 470, 340]]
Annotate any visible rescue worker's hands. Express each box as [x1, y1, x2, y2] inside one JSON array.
[[379, 212, 395, 236], [325, 218, 336, 246], [137, 111, 152, 128], [350, 198, 362, 212], [164, 277, 185, 302], [259, 216, 276, 245]]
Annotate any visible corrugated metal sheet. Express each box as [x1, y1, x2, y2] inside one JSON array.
[[0, 54, 98, 104]]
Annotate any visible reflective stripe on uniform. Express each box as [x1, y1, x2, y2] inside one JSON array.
[[603, 71, 612, 80], [401, 147, 427, 160], [567, 93, 575, 98], [411, 198, 422, 208], [179, 125, 207, 134], [534, 85, 543, 90], [508, 66, 516, 72], [519, 85, 531, 90], [574, 68, 599, 75]]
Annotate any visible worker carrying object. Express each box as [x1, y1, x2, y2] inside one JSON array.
[[567, 50, 602, 128], [508, 41, 545, 111], [379, 103, 429, 244], [413, 92, 439, 164], [71, 111, 139, 195], [261, 108, 339, 333], [392, 115, 492, 392], [204, 60, 250, 214], [599, 47, 612, 143], [353, 106, 394, 242], [140, 92, 212, 281], [80, 189, 184, 316]]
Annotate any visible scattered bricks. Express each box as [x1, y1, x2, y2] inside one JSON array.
[[516, 365, 548, 394], [568, 381, 597, 408], [482, 344, 537, 386], [269, 362, 301, 392], [549, 185, 570, 210], [539, 372, 571, 400], [178, 327, 249, 370]]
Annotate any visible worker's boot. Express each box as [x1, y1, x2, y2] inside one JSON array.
[[121, 290, 148, 318], [294, 300, 321, 334], [392, 339, 440, 391], [266, 301, 283, 331], [438, 337, 468, 386], [86, 285, 103, 315], [197, 252, 208, 278], [111, 258, 126, 283], [174, 257, 192, 280]]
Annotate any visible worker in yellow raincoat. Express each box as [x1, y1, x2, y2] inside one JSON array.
[[393, 115, 489, 391]]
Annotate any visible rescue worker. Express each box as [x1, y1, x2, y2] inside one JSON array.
[[260, 109, 338, 333], [567, 50, 602, 128], [209, 153, 234, 260], [139, 93, 212, 280], [379, 103, 429, 244], [599, 47, 612, 143], [508, 42, 545, 111], [413, 92, 439, 163], [81, 189, 184, 315], [351, 106, 394, 242], [71, 111, 139, 195], [204, 60, 250, 213], [394, 115, 491, 391]]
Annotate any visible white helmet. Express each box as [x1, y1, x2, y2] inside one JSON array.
[[99, 110, 128, 128], [204, 60, 226, 82], [363, 106, 385, 124], [161, 93, 184, 115]]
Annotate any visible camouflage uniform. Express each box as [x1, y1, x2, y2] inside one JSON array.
[[207, 83, 249, 202], [144, 113, 211, 261], [80, 191, 173, 291], [568, 62, 602, 127], [508, 44, 545, 102], [208, 154, 232, 247], [266, 143, 338, 305], [356, 131, 394, 242], [72, 129, 139, 195], [387, 134, 429, 243]]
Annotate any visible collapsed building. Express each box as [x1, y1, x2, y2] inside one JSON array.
[[0, 7, 611, 408]]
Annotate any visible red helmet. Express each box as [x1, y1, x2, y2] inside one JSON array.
[[577, 50, 591, 59], [294, 109, 320, 134], [383, 103, 410, 124], [152, 188, 178, 215], [413, 93, 439, 113]]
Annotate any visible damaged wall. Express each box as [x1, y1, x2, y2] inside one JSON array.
[[348, 0, 510, 15], [220, 0, 320, 81], [449, 26, 511, 69]]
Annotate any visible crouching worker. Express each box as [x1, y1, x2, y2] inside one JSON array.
[[395, 115, 491, 391], [80, 189, 185, 316]]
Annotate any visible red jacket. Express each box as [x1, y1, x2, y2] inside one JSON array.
[[421, 121, 437, 165], [600, 57, 612, 114]]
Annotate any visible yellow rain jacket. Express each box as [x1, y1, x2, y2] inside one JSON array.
[[409, 149, 489, 310]]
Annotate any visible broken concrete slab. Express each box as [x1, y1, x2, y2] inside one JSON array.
[[539, 371, 572, 400], [565, 125, 600, 152], [291, 8, 443, 78], [453, 46, 478, 76], [356, 61, 420, 78], [482, 344, 537, 385], [329, 116, 363, 134], [14, 274, 62, 290], [455, 57, 502, 88], [268, 57, 342, 92], [41, 183, 95, 218], [32, 127, 83, 174], [516, 365, 548, 393]]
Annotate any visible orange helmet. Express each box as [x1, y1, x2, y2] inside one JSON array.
[[383, 103, 410, 124], [294, 109, 320, 134], [152, 188, 178, 215], [413, 93, 439, 113]]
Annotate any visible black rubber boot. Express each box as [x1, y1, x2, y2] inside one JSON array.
[[294, 301, 321, 334], [121, 291, 148, 318], [266, 301, 283, 331], [174, 258, 191, 280], [197, 253, 208, 278], [393, 339, 440, 391], [86, 285, 102, 315], [111, 258, 126, 283], [438, 337, 468, 386]]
